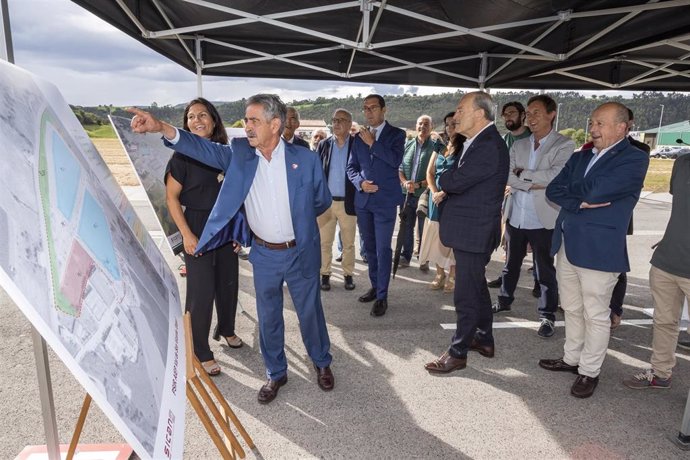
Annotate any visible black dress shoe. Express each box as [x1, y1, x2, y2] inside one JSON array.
[[571, 374, 599, 398], [532, 281, 541, 298], [314, 365, 335, 391], [469, 337, 495, 358], [487, 277, 502, 288], [344, 275, 355, 291], [257, 375, 288, 404], [358, 288, 377, 303], [370, 299, 388, 317], [491, 300, 511, 314], [538, 358, 579, 374], [424, 351, 467, 373], [335, 253, 343, 262], [320, 275, 331, 291]]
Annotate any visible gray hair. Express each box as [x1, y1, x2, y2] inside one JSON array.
[[470, 91, 496, 122], [333, 108, 353, 121], [417, 114, 433, 125], [247, 94, 287, 133]]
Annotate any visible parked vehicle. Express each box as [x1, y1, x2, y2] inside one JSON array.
[[665, 148, 690, 159], [651, 146, 682, 158]]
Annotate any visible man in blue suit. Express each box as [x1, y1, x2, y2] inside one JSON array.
[[538, 102, 649, 398], [347, 94, 406, 317], [129, 94, 334, 404], [425, 91, 509, 373]]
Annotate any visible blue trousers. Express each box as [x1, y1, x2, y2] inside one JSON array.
[[357, 205, 396, 299], [249, 244, 332, 380]]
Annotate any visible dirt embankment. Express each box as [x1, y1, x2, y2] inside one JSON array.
[[92, 138, 139, 186]]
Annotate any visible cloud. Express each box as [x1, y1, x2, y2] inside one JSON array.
[[4, 0, 467, 106]]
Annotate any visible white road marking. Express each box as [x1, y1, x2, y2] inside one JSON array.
[[440, 319, 654, 330]]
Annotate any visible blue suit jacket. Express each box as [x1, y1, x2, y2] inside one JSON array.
[[165, 131, 332, 276], [346, 122, 406, 210], [438, 124, 509, 253], [546, 138, 649, 273]]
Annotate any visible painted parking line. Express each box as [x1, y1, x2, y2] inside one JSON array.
[[440, 319, 654, 330]]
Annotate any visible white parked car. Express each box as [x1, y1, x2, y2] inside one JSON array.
[[650, 146, 681, 158]]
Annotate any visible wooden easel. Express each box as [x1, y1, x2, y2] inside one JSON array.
[[184, 312, 255, 459], [65, 312, 254, 459]]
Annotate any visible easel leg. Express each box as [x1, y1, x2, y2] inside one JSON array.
[[66, 394, 92, 460], [184, 312, 255, 458], [187, 382, 234, 459]]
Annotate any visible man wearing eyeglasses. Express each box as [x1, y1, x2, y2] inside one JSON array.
[[316, 109, 357, 292], [347, 94, 406, 317]]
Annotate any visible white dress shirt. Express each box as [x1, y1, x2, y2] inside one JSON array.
[[370, 121, 386, 141], [509, 131, 552, 229], [167, 129, 295, 243], [459, 122, 495, 163]]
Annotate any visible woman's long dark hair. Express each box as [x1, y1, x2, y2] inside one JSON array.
[[443, 111, 466, 157], [182, 97, 228, 144]]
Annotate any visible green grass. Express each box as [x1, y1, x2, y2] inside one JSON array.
[[83, 124, 116, 138], [644, 158, 673, 193]]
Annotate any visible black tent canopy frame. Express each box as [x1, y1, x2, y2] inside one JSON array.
[[73, 0, 690, 92]]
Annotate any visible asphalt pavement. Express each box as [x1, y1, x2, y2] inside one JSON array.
[[1, 189, 688, 459]]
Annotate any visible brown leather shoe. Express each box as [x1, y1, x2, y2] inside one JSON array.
[[314, 365, 334, 391], [571, 374, 599, 398], [469, 338, 495, 358], [538, 358, 579, 374], [424, 351, 467, 374], [257, 375, 288, 404]]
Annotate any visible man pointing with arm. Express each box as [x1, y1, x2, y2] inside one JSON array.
[[129, 94, 334, 405]]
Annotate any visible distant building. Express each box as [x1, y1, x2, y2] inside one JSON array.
[[638, 120, 690, 149], [297, 119, 330, 140]]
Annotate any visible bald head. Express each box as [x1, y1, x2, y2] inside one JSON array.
[[590, 102, 630, 150], [416, 115, 433, 141]]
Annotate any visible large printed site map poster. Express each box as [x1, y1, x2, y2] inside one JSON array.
[[0, 61, 185, 459]]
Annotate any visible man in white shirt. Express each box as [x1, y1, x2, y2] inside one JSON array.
[[493, 95, 574, 338], [129, 94, 334, 405]]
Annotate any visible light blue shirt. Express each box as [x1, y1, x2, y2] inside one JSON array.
[[585, 138, 624, 176], [328, 137, 348, 197]]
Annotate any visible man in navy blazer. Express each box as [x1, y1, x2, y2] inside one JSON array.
[[539, 102, 649, 398], [425, 91, 509, 373], [129, 94, 334, 405], [347, 94, 406, 317]]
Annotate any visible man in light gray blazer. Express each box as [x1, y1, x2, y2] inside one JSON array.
[[492, 94, 575, 338]]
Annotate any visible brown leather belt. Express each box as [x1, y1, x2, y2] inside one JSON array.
[[254, 236, 297, 250]]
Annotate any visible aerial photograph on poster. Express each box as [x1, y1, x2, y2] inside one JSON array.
[[0, 60, 185, 460]]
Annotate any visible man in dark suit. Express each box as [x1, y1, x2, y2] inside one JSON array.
[[347, 94, 406, 317], [425, 91, 509, 373], [538, 102, 649, 398], [283, 106, 311, 149], [317, 108, 357, 291], [129, 94, 334, 405]]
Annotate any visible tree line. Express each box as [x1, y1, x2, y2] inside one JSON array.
[[72, 90, 688, 145]]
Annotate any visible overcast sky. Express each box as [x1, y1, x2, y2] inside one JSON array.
[[7, 0, 470, 106]]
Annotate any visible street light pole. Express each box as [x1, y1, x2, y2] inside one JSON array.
[[657, 104, 665, 148]]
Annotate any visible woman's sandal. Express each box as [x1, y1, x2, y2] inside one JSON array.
[[224, 335, 243, 349], [443, 276, 455, 293], [201, 359, 221, 376], [430, 273, 446, 290]]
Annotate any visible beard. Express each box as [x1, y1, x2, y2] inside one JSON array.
[[505, 119, 522, 131]]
